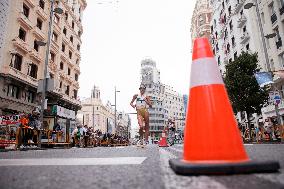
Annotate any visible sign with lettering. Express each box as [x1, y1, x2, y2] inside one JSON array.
[[55, 105, 75, 119], [0, 114, 23, 125]]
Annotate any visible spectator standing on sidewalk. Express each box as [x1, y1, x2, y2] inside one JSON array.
[[52, 122, 61, 143], [82, 125, 89, 147]]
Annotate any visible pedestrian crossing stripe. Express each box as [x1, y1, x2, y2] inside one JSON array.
[[0, 157, 147, 166]]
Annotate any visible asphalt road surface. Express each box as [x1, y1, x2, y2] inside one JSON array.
[[0, 144, 283, 189]]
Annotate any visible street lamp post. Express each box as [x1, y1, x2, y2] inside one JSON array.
[[39, 0, 63, 147], [113, 87, 120, 134]]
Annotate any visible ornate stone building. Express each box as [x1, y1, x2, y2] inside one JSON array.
[[0, 0, 87, 115], [190, 0, 212, 45]]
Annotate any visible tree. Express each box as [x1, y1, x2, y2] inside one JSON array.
[[224, 52, 269, 139]]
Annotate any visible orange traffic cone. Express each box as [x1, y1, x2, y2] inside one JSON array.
[[169, 37, 280, 175], [158, 129, 169, 147]]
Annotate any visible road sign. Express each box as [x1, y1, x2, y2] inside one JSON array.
[[269, 91, 281, 105]]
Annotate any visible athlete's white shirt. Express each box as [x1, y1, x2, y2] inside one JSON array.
[[136, 93, 148, 109]]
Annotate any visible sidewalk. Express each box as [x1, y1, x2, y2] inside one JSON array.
[[243, 139, 284, 144]]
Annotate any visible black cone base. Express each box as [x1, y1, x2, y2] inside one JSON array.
[[169, 158, 280, 175]]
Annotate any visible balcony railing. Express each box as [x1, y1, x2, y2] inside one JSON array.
[[36, 6, 48, 21], [32, 27, 45, 41], [271, 13, 277, 24], [12, 37, 30, 53], [17, 12, 33, 30], [29, 49, 43, 63]]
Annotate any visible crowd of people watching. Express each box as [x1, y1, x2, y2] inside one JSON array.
[[71, 125, 129, 148], [239, 120, 282, 142]]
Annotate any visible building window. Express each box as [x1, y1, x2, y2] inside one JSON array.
[[65, 12, 68, 21], [50, 52, 55, 62], [59, 81, 62, 89], [70, 36, 73, 43], [232, 36, 235, 46], [243, 25, 247, 33], [246, 43, 250, 50], [54, 15, 60, 24], [261, 12, 265, 25], [27, 63, 38, 79], [37, 18, 43, 30], [7, 85, 20, 99], [62, 43, 65, 52], [77, 44, 80, 51], [18, 28, 26, 41], [65, 85, 70, 95], [73, 89, 77, 99], [39, 0, 45, 10], [34, 40, 39, 52], [75, 73, 78, 81], [280, 0, 284, 7], [270, 59, 275, 71], [279, 53, 284, 67], [217, 56, 221, 66], [78, 31, 81, 38], [270, 2, 276, 15], [273, 27, 282, 49], [13, 54, 22, 71], [227, 43, 230, 53], [69, 51, 72, 59], [270, 3, 277, 24], [52, 32, 58, 42], [68, 67, 71, 75], [76, 59, 79, 64], [63, 27, 67, 35], [234, 52, 238, 60], [229, 20, 233, 31], [72, 21, 75, 29], [25, 91, 35, 103], [60, 62, 64, 70], [240, 9, 243, 16], [23, 3, 30, 18]]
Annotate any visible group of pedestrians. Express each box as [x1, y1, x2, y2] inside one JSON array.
[[240, 123, 282, 142], [71, 125, 129, 148], [16, 110, 41, 149]]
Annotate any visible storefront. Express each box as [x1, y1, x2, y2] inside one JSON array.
[[0, 114, 22, 140], [41, 105, 76, 144]]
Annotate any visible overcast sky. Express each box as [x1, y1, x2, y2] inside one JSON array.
[[79, 0, 196, 127]]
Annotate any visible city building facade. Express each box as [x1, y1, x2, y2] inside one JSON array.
[[77, 85, 130, 137], [209, 0, 284, 124], [209, 0, 266, 73], [163, 85, 186, 133], [191, 0, 212, 45], [258, 0, 284, 121], [0, 0, 86, 115], [140, 58, 185, 141], [77, 86, 115, 134]]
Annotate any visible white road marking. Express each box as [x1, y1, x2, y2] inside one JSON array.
[[0, 157, 147, 166], [244, 144, 254, 146], [159, 148, 227, 189]]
